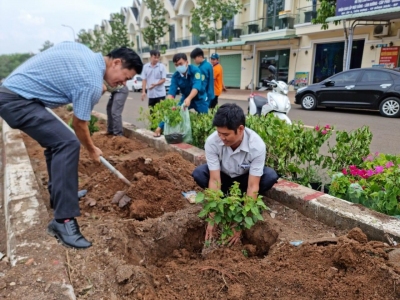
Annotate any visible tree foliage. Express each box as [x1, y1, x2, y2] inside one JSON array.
[[311, 0, 340, 30], [102, 13, 134, 54], [0, 53, 34, 79], [77, 29, 104, 53], [189, 0, 243, 43], [39, 40, 54, 52], [142, 0, 169, 49]]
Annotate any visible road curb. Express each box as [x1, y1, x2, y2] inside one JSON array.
[[1, 121, 76, 299], [93, 111, 400, 243]]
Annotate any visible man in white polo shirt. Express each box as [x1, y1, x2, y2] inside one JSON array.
[[192, 103, 278, 244], [141, 50, 167, 107]]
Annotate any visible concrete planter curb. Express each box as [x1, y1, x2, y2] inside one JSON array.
[[2, 121, 76, 299], [93, 111, 400, 243]]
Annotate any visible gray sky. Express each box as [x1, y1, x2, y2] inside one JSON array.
[[0, 0, 132, 54]]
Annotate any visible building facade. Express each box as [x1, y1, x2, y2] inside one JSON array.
[[93, 0, 400, 90]]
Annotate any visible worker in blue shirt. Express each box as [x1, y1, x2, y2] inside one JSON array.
[[154, 53, 208, 137], [0, 43, 143, 249], [190, 47, 214, 106]]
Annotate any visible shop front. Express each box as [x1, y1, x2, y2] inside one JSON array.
[[312, 40, 365, 83], [258, 49, 290, 86]]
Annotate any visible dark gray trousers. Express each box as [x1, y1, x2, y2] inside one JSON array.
[[0, 90, 81, 219], [107, 86, 129, 135], [192, 164, 279, 195]]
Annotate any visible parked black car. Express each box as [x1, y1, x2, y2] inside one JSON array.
[[294, 68, 400, 118]]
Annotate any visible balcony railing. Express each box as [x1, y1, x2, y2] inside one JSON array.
[[241, 14, 295, 35], [221, 26, 243, 40], [296, 6, 317, 24]]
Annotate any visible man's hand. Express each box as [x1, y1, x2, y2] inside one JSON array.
[[223, 86, 227, 92], [141, 91, 146, 101], [148, 83, 156, 90], [184, 98, 191, 107], [205, 223, 215, 241], [227, 227, 242, 246], [88, 146, 103, 162]]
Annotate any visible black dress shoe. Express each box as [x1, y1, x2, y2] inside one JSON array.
[[47, 219, 92, 249]]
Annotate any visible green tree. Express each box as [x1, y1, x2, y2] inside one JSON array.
[[311, 0, 338, 30], [0, 53, 34, 79], [142, 0, 169, 49], [39, 40, 54, 52], [189, 0, 243, 43], [102, 13, 134, 55], [77, 29, 104, 53]]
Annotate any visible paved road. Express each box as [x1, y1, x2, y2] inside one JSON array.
[[95, 91, 400, 155]]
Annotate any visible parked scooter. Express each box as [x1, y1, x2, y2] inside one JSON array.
[[248, 80, 292, 124]]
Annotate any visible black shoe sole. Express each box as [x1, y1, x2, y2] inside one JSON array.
[[47, 227, 91, 249]]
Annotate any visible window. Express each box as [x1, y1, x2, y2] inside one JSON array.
[[330, 71, 359, 84], [361, 71, 392, 82]]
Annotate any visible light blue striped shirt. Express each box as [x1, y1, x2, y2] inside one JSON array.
[[3, 42, 105, 121]]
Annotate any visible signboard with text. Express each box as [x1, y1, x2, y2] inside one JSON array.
[[336, 0, 399, 17], [379, 47, 399, 68], [294, 72, 309, 90]]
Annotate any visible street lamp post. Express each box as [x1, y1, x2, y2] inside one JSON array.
[[62, 24, 76, 42]]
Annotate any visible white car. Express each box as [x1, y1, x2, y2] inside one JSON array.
[[165, 73, 173, 91], [126, 75, 143, 92]]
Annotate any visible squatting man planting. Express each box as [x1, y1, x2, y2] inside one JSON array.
[[192, 103, 279, 245]]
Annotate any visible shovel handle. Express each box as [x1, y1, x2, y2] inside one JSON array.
[[45, 107, 131, 186]]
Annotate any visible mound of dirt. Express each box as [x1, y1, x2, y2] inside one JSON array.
[[79, 153, 200, 220], [12, 106, 400, 300]]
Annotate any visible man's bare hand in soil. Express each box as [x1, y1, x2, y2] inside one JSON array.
[[228, 227, 242, 246], [205, 223, 215, 241]]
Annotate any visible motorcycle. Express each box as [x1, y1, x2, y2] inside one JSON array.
[[248, 80, 292, 125]]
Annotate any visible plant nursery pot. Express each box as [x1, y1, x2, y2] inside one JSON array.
[[164, 133, 184, 144]]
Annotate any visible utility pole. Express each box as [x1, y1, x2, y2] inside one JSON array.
[[62, 24, 76, 41]]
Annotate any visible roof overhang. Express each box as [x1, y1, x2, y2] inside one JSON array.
[[201, 40, 246, 49], [201, 35, 299, 50], [326, 7, 400, 22], [244, 34, 299, 44]]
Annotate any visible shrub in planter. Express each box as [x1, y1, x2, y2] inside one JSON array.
[[330, 153, 400, 216]]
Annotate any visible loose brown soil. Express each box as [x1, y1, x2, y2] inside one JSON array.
[[3, 107, 400, 299]]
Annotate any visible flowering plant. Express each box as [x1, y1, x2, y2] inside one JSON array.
[[330, 153, 400, 215]]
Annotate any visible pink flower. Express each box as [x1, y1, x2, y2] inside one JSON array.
[[171, 106, 177, 111], [350, 169, 358, 176], [325, 124, 331, 129], [375, 166, 384, 174], [342, 168, 348, 175], [375, 152, 380, 156], [315, 125, 320, 131], [349, 165, 357, 170], [366, 169, 375, 177], [386, 161, 394, 168], [321, 130, 327, 135]]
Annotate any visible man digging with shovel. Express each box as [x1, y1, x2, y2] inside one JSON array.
[[0, 43, 143, 249]]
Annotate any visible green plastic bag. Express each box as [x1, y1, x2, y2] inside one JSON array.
[[164, 106, 192, 144]]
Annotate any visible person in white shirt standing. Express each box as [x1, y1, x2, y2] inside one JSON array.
[[141, 50, 167, 107]]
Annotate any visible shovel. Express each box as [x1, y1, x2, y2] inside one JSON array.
[[45, 107, 131, 186]]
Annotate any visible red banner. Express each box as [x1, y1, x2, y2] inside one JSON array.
[[379, 47, 399, 68]]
